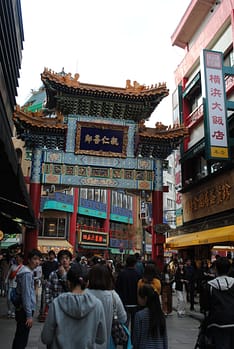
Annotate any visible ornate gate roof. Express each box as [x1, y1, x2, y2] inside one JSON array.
[[41, 68, 169, 121], [14, 68, 188, 159]]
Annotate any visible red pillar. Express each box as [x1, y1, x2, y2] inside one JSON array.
[[152, 190, 165, 271], [151, 159, 165, 271], [69, 187, 79, 253], [24, 182, 41, 255]]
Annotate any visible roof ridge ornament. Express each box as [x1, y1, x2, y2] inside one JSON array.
[[42, 68, 80, 88]]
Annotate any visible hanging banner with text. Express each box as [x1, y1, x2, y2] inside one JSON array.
[[201, 49, 230, 160]]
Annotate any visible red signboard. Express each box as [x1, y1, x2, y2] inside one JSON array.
[[79, 230, 108, 247]]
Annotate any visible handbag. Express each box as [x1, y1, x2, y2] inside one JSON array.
[[111, 292, 129, 346]]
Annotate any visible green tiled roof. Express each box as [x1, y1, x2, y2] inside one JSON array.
[[24, 88, 46, 112]]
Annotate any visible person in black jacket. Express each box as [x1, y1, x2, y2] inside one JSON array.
[[115, 255, 141, 338], [174, 261, 188, 317], [201, 257, 234, 349]]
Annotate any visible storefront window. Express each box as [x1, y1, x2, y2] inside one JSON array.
[[39, 217, 66, 237]]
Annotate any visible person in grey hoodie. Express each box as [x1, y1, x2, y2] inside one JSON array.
[[12, 249, 42, 349], [202, 256, 234, 349], [41, 263, 107, 349]]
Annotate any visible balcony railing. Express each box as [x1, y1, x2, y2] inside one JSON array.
[[185, 104, 204, 128]]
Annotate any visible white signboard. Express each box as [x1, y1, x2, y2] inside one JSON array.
[[201, 50, 229, 159]]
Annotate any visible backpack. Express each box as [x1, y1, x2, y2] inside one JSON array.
[[207, 282, 234, 326], [10, 287, 21, 307]]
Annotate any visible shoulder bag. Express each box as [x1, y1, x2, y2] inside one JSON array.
[[111, 291, 129, 346]]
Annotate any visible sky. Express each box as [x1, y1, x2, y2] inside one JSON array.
[[17, 0, 191, 127]]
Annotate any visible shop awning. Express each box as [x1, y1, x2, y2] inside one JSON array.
[[166, 225, 234, 249], [38, 239, 73, 252], [0, 237, 20, 249]]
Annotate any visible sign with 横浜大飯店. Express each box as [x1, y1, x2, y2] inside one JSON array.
[[201, 49, 230, 160]]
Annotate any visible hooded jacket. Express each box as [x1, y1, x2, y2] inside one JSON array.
[[15, 265, 35, 319], [207, 275, 234, 328], [41, 291, 106, 349]]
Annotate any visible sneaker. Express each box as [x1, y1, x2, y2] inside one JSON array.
[[11, 313, 15, 318], [7, 312, 11, 319]]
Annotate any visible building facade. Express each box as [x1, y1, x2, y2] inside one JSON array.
[[0, 0, 35, 250], [166, 0, 234, 260]]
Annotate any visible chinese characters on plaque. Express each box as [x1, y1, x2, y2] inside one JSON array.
[[201, 50, 229, 159], [75, 121, 128, 158]]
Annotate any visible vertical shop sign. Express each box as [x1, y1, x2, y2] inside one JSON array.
[[201, 49, 230, 160]]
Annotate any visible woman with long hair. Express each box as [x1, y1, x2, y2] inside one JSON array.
[[161, 263, 174, 316], [137, 262, 161, 298], [87, 263, 127, 349], [133, 284, 168, 349]]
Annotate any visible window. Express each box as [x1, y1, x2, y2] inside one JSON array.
[[77, 215, 104, 230], [94, 189, 100, 201], [100, 190, 107, 203], [39, 217, 66, 238], [224, 49, 234, 67], [127, 196, 133, 210], [80, 188, 87, 199], [112, 191, 117, 206], [167, 166, 173, 175], [167, 198, 173, 209], [87, 189, 94, 200]]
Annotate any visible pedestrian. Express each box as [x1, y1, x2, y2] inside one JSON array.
[[134, 252, 144, 277], [33, 263, 42, 305], [41, 263, 107, 349], [5, 253, 24, 319], [201, 256, 234, 348], [133, 284, 168, 349], [39, 250, 58, 322], [161, 263, 174, 316], [45, 249, 72, 306], [115, 255, 141, 338], [197, 259, 214, 313], [78, 255, 89, 277], [174, 261, 188, 317], [137, 262, 161, 297], [41, 250, 58, 281], [0, 251, 10, 297], [11, 248, 42, 349], [184, 258, 196, 310], [87, 263, 127, 349]]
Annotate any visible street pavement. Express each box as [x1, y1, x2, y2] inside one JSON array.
[[0, 292, 203, 348]]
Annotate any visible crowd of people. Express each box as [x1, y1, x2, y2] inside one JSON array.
[[0, 248, 234, 348]]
